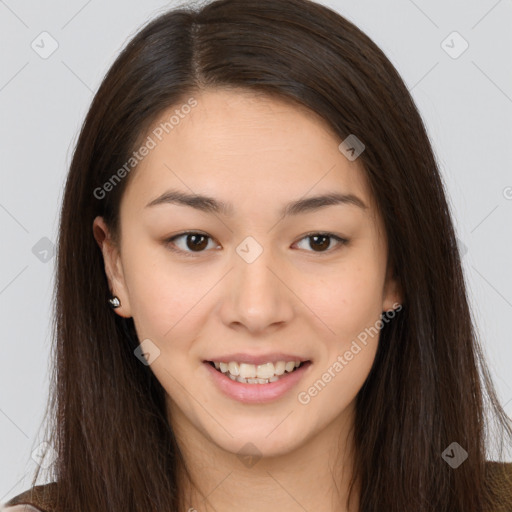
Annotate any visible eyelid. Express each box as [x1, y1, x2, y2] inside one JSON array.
[[165, 230, 220, 257], [293, 231, 348, 253], [164, 230, 348, 257]]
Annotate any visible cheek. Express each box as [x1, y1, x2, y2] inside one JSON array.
[[299, 338, 378, 419], [297, 263, 383, 413], [121, 244, 206, 339], [300, 257, 385, 343]]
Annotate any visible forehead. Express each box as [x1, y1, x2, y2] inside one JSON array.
[[121, 88, 374, 215]]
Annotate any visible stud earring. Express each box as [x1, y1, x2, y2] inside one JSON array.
[[108, 296, 121, 309]]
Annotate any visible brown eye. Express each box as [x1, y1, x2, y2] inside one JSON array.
[[165, 232, 217, 255], [295, 233, 348, 253], [165, 231, 348, 257], [184, 233, 209, 251], [309, 234, 330, 251]]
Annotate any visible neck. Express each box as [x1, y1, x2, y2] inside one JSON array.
[[170, 401, 360, 512]]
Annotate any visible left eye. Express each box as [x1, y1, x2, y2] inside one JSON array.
[[164, 231, 348, 256], [294, 232, 348, 253]]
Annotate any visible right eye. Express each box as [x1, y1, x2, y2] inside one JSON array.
[[164, 231, 220, 257]]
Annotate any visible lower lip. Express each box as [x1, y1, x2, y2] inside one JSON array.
[[202, 361, 313, 404]]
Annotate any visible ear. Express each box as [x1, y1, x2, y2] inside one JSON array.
[[382, 261, 403, 313], [92, 216, 132, 318]]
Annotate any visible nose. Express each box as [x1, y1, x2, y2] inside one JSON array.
[[219, 245, 295, 334]]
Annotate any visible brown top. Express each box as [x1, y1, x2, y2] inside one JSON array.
[[1, 482, 58, 512], [2, 461, 512, 511]]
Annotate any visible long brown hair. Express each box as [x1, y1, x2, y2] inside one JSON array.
[[26, 0, 512, 510]]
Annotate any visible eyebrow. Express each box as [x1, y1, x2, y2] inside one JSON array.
[[145, 189, 368, 217]]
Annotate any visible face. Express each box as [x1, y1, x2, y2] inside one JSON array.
[[93, 88, 401, 461]]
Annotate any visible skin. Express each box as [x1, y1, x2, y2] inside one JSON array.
[[93, 88, 402, 512]]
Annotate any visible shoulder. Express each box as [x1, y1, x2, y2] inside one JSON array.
[[484, 460, 512, 511], [1, 482, 58, 512], [0, 506, 43, 512]]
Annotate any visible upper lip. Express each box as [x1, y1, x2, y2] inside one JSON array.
[[204, 353, 312, 365]]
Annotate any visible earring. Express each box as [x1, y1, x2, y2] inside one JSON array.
[[108, 296, 121, 309]]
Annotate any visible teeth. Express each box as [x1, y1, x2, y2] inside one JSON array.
[[274, 361, 286, 375], [228, 375, 281, 384], [285, 361, 296, 373], [228, 361, 239, 376], [212, 360, 303, 381], [239, 363, 257, 378]]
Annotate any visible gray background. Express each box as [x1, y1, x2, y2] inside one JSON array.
[[1, 0, 511, 500]]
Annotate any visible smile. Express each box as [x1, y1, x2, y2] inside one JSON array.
[[203, 360, 313, 404], [208, 360, 305, 384]]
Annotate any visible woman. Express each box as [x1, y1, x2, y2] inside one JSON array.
[[3, 0, 511, 511]]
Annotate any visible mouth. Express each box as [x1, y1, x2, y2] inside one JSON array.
[[202, 359, 313, 403], [205, 360, 312, 384]]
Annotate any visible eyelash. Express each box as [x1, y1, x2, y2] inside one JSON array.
[[164, 231, 349, 258]]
